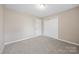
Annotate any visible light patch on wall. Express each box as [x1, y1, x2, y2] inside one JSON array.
[[43, 16, 58, 39]]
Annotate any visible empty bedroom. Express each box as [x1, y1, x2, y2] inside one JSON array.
[[0, 4, 79, 54]]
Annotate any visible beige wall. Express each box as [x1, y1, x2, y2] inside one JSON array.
[[59, 6, 79, 44], [4, 8, 41, 44], [0, 5, 4, 53]]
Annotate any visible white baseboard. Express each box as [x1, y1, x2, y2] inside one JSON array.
[[4, 35, 39, 45], [58, 39, 79, 46], [4, 35, 79, 46], [43, 35, 79, 46]]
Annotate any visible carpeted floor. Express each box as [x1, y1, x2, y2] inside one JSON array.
[[2, 36, 79, 54]]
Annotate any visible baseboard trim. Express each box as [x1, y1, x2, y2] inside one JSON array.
[[58, 39, 79, 46], [4, 35, 39, 45], [4, 35, 79, 46], [44, 35, 79, 46]]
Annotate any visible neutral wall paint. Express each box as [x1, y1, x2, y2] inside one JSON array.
[[59, 6, 79, 44], [0, 5, 4, 53], [34, 19, 42, 36], [5, 5, 79, 45], [4, 8, 41, 43], [43, 16, 58, 39]]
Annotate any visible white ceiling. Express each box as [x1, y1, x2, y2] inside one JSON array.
[[5, 4, 79, 18]]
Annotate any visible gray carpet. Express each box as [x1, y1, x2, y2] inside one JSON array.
[[2, 36, 79, 54]]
